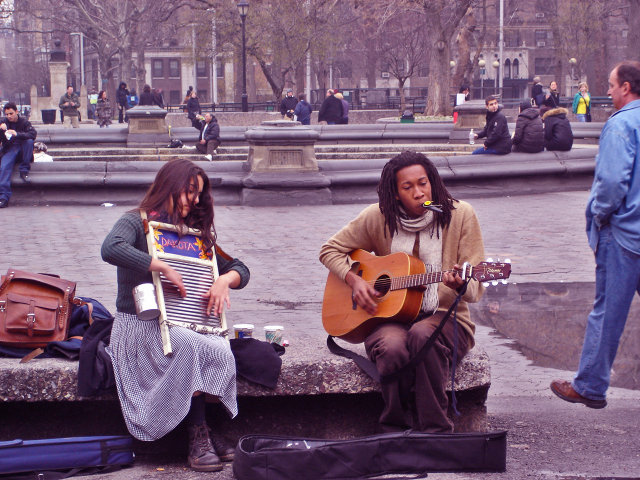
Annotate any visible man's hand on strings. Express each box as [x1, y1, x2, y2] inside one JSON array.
[[346, 270, 380, 315]]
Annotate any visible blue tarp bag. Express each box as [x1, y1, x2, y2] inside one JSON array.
[[0, 435, 134, 477]]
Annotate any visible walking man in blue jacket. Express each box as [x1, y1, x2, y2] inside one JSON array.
[[551, 60, 640, 409]]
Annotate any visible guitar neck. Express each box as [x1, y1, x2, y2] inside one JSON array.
[[392, 271, 448, 291]]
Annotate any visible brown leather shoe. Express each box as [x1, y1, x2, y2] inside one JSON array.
[[550, 380, 607, 409], [211, 435, 235, 462], [187, 423, 223, 472]]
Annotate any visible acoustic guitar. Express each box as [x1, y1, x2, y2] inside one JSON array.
[[322, 249, 511, 344]]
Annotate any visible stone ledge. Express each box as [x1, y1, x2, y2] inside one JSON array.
[[0, 347, 488, 402]]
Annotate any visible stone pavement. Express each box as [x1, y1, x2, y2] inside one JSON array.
[[2, 191, 640, 479]]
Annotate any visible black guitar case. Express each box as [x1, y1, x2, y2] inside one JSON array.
[[233, 430, 507, 480]]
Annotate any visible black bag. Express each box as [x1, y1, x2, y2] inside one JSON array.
[[168, 138, 183, 148], [233, 430, 507, 480]]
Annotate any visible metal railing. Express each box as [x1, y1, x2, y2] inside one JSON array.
[[160, 95, 613, 115]]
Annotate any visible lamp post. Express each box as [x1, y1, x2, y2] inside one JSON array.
[[237, 0, 249, 112], [492, 60, 500, 94], [70, 32, 84, 87], [478, 59, 486, 98], [569, 57, 577, 82]]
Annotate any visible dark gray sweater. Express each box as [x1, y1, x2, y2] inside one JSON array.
[[101, 211, 250, 314]]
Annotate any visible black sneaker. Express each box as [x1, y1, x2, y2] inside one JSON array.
[[0, 198, 8, 208], [20, 172, 31, 184]]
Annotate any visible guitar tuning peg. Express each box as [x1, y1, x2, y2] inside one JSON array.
[[501, 279, 508, 285], [504, 258, 511, 264], [482, 282, 489, 288], [486, 257, 494, 263], [491, 280, 498, 286]]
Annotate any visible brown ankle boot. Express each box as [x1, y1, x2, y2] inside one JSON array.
[[187, 423, 223, 472], [211, 434, 236, 462]]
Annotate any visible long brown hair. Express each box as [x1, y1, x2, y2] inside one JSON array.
[[377, 151, 455, 238], [139, 159, 216, 254]]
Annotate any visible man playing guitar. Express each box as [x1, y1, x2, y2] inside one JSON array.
[[319, 151, 486, 433]]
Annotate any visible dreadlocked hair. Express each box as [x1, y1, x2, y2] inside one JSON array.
[[377, 151, 456, 238]]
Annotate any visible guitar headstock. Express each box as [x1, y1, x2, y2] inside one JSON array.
[[469, 258, 512, 286]]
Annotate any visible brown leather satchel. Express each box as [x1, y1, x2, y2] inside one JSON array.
[[0, 269, 77, 349]]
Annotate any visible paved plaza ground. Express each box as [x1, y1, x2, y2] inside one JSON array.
[[1, 190, 639, 479]]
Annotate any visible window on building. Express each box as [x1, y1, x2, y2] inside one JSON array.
[[534, 57, 554, 75], [199, 90, 208, 102], [152, 59, 164, 78], [197, 60, 207, 77], [535, 30, 547, 47], [506, 30, 521, 48], [169, 59, 180, 78], [216, 60, 224, 78], [504, 59, 511, 79], [513, 59, 520, 79], [169, 90, 181, 105]]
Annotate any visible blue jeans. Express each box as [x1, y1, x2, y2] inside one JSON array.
[[471, 146, 500, 155], [0, 139, 34, 201], [573, 225, 640, 400], [576, 114, 587, 122]]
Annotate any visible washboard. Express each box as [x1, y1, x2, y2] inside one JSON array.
[[143, 214, 227, 356]]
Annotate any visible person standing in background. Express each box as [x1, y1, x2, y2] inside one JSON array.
[[95, 90, 112, 128], [59, 85, 81, 128], [88, 89, 98, 120], [280, 90, 298, 120], [293, 93, 313, 125], [116, 82, 130, 123], [572, 82, 591, 122], [334, 91, 349, 124]]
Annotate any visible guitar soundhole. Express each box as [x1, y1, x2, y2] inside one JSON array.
[[374, 275, 391, 296]]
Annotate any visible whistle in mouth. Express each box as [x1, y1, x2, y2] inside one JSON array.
[[422, 201, 443, 213]]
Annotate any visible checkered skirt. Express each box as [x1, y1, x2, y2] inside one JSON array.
[[107, 312, 237, 441]]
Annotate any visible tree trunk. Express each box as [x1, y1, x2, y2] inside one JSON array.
[[295, 62, 305, 96], [627, 0, 640, 61], [365, 41, 378, 89], [425, 44, 451, 116], [398, 78, 406, 113]]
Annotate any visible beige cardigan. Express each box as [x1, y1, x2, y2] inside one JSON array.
[[319, 201, 486, 344]]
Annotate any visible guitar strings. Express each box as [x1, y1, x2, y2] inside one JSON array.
[[364, 269, 457, 287], [363, 265, 497, 288]]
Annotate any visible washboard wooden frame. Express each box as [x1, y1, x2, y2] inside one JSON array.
[[143, 214, 227, 356]]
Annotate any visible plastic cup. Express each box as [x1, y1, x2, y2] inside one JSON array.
[[264, 325, 284, 345], [233, 323, 254, 339]]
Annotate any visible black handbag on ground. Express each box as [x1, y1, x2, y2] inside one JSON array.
[[233, 430, 507, 480]]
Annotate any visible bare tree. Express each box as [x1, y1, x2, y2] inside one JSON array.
[[625, 0, 640, 62], [377, 11, 426, 113], [213, 0, 340, 103], [544, 0, 628, 95], [10, 0, 189, 101]]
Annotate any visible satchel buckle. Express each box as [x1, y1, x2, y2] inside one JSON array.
[[0, 300, 5, 313], [27, 312, 36, 325]]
